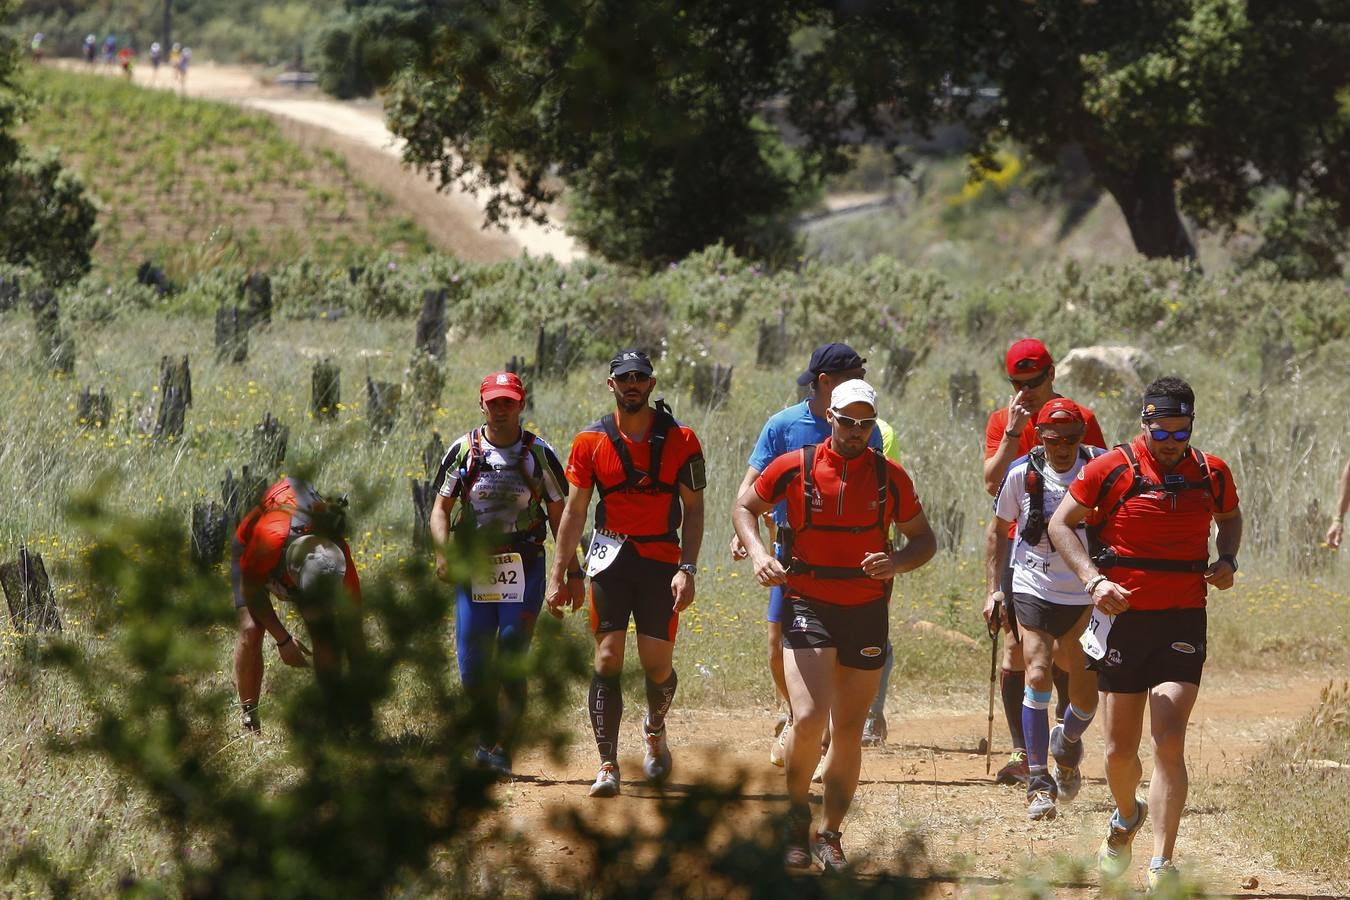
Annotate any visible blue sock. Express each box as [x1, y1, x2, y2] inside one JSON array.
[[1021, 687, 1053, 772], [1150, 856, 1169, 871], [1062, 703, 1095, 741], [1112, 806, 1140, 830]]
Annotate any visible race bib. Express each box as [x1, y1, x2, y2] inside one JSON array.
[[585, 528, 626, 577], [1080, 607, 1115, 661], [471, 553, 525, 603]]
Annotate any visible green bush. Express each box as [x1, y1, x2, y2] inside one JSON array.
[[0, 149, 98, 286]]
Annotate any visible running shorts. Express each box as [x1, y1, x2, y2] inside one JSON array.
[[781, 595, 888, 670], [589, 542, 680, 641], [1012, 593, 1090, 639], [1089, 607, 1207, 693]]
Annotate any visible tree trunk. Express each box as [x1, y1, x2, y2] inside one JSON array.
[[1090, 156, 1198, 261]]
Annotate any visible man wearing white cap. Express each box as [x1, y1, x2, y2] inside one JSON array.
[[733, 379, 936, 871], [232, 477, 363, 733]]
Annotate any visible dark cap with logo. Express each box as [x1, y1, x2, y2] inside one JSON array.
[[610, 348, 655, 377], [797, 342, 867, 386]]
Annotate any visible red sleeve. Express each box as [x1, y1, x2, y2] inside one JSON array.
[[886, 461, 923, 523], [1069, 449, 1122, 510], [1082, 410, 1107, 450], [754, 451, 801, 504], [237, 510, 289, 584], [984, 409, 1008, 459], [341, 541, 362, 604], [565, 432, 599, 489], [1204, 453, 1240, 513]]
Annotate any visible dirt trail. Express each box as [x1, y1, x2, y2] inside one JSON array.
[[494, 672, 1347, 898], [56, 60, 581, 263]]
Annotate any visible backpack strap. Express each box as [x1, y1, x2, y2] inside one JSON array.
[[1092, 442, 1215, 574], [594, 407, 681, 541], [789, 445, 893, 580]]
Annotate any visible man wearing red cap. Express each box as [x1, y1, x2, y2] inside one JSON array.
[[986, 398, 1105, 822], [982, 338, 1107, 785], [1049, 376, 1240, 890], [429, 371, 580, 777]]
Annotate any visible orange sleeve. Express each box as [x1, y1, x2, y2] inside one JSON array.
[[755, 451, 800, 504], [340, 541, 362, 604], [565, 432, 598, 489], [984, 409, 1009, 459], [237, 510, 289, 584]]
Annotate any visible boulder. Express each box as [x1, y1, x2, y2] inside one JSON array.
[[1056, 345, 1154, 398]]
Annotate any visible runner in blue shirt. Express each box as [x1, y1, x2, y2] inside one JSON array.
[[731, 343, 896, 766]]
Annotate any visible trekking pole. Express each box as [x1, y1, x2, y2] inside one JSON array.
[[985, 590, 1003, 775]]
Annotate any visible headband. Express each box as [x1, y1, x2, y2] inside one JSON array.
[[1140, 395, 1194, 420]]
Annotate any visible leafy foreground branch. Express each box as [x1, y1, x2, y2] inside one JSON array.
[[0, 496, 934, 897]]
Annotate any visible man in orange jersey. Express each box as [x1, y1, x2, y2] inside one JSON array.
[[546, 349, 706, 798], [983, 337, 1106, 784]]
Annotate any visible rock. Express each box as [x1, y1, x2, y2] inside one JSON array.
[[1240, 876, 1259, 890], [1056, 345, 1155, 398]]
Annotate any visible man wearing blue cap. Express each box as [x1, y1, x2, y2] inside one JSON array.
[[732, 343, 896, 763]]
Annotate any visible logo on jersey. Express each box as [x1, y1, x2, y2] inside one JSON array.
[[1106, 648, 1123, 666], [1171, 641, 1197, 654], [860, 646, 882, 658], [791, 615, 808, 632], [808, 485, 824, 511]]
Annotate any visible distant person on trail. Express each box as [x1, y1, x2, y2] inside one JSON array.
[[1049, 376, 1241, 892], [177, 45, 192, 91], [545, 348, 706, 799], [1324, 459, 1350, 548], [985, 398, 1105, 823], [734, 378, 936, 871], [102, 34, 117, 67], [232, 477, 364, 734], [428, 372, 582, 778], [83, 34, 97, 65], [170, 43, 184, 87], [29, 33, 43, 64], [730, 343, 890, 768], [117, 46, 134, 79], [149, 41, 163, 77], [982, 337, 1106, 787]]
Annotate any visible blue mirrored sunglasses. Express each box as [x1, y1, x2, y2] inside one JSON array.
[[1148, 427, 1191, 442]]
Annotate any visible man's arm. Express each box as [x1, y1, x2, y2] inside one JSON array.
[[545, 485, 593, 612], [1049, 496, 1131, 614], [671, 483, 704, 612], [888, 512, 937, 574], [429, 493, 455, 582], [1206, 508, 1243, 589], [1328, 461, 1350, 548], [733, 484, 787, 587], [983, 516, 1013, 630], [729, 465, 762, 559], [983, 393, 1033, 496]]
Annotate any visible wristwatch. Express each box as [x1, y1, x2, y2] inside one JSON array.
[[677, 563, 698, 576], [1218, 554, 1238, 573]]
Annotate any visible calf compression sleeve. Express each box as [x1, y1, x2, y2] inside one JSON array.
[[1021, 687, 1053, 773], [1062, 703, 1095, 742], [589, 672, 623, 762], [1001, 668, 1027, 750], [645, 670, 678, 732]]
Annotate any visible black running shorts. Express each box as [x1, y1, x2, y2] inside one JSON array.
[[1089, 607, 1207, 693], [589, 543, 680, 641], [1012, 593, 1091, 639], [781, 595, 888, 670]]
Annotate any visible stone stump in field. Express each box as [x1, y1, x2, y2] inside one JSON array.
[[883, 344, 927, 399], [948, 370, 980, 419], [0, 547, 62, 633], [190, 501, 228, 569], [411, 479, 436, 552], [136, 260, 173, 296], [423, 431, 446, 482], [756, 312, 789, 368], [691, 362, 733, 408], [416, 288, 447, 359], [154, 355, 193, 442], [30, 288, 74, 375], [253, 411, 289, 470], [312, 359, 340, 420], [76, 386, 112, 428], [242, 272, 272, 326], [0, 275, 20, 311], [221, 465, 270, 533], [929, 497, 967, 553], [366, 377, 401, 437], [409, 352, 444, 428], [215, 305, 249, 364], [504, 355, 534, 410]]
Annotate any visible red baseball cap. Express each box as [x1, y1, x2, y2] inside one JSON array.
[[1006, 338, 1053, 376], [480, 372, 525, 402], [1035, 397, 1085, 428]]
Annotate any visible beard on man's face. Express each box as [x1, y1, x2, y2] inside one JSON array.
[[614, 381, 654, 413]]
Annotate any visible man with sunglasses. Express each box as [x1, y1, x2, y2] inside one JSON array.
[[734, 378, 935, 870], [986, 398, 1105, 823], [731, 343, 891, 763], [1049, 377, 1241, 890], [546, 348, 706, 798], [983, 338, 1107, 786]]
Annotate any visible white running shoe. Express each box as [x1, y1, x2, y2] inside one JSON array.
[[588, 761, 620, 798]]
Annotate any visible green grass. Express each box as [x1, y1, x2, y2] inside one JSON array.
[[15, 67, 434, 278]]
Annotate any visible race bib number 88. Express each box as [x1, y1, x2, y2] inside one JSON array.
[[472, 553, 526, 603], [585, 529, 627, 577]]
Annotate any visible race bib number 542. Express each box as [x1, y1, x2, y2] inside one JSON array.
[[472, 553, 525, 603]]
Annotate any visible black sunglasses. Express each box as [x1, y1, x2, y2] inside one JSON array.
[[832, 410, 877, 430], [1148, 427, 1192, 442], [612, 372, 652, 384], [1008, 369, 1051, 390]]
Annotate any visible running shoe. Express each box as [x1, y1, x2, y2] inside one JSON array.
[[1048, 724, 1084, 803], [588, 761, 621, 798], [770, 722, 789, 768], [812, 829, 847, 871], [783, 804, 813, 871], [240, 701, 261, 734], [486, 746, 513, 779], [473, 746, 493, 769], [861, 709, 888, 747], [995, 750, 1030, 785], [643, 716, 673, 782], [1146, 861, 1180, 896], [1097, 800, 1148, 879]]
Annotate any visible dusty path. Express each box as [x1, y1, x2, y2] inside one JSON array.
[[53, 60, 581, 263], [491, 672, 1347, 898]]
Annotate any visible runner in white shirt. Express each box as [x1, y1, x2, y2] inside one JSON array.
[[985, 398, 1104, 822]]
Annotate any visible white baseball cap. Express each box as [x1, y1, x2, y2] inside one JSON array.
[[285, 534, 348, 592], [830, 378, 878, 414]]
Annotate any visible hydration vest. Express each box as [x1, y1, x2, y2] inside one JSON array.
[[1086, 442, 1223, 574], [593, 400, 681, 543], [436, 427, 550, 545], [784, 444, 892, 580], [1020, 445, 1102, 549]]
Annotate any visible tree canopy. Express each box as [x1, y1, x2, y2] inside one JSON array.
[[323, 0, 1349, 270]]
